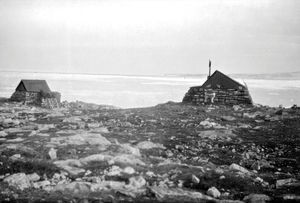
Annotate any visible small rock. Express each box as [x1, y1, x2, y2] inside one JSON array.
[[4, 173, 32, 190], [219, 175, 226, 180], [254, 177, 264, 183], [207, 186, 221, 198], [106, 165, 122, 176], [229, 163, 250, 174], [221, 115, 236, 121], [7, 138, 24, 142], [283, 194, 300, 201], [123, 166, 135, 174], [243, 194, 271, 203], [127, 176, 146, 189], [146, 171, 155, 177], [28, 130, 38, 136], [191, 174, 200, 184], [9, 154, 21, 161], [48, 148, 57, 160]]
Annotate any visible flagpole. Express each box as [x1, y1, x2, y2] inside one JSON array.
[[208, 60, 211, 79]]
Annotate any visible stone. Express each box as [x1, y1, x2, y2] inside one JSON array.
[[233, 105, 242, 111], [48, 148, 57, 160], [3, 173, 32, 190], [63, 117, 82, 123], [123, 166, 135, 174], [221, 116, 236, 121], [254, 177, 264, 184], [229, 163, 250, 174], [7, 138, 25, 142], [127, 176, 146, 189], [207, 186, 221, 198], [136, 141, 166, 149], [106, 165, 122, 176], [146, 171, 155, 177], [191, 174, 200, 184], [50, 132, 111, 146], [199, 119, 224, 129], [0, 131, 8, 137], [87, 123, 101, 128], [276, 178, 299, 188], [109, 154, 145, 166], [37, 124, 55, 131], [9, 154, 21, 161], [54, 181, 91, 194], [54, 159, 85, 176], [282, 194, 300, 201], [150, 186, 213, 202], [243, 194, 271, 203], [90, 127, 109, 133], [80, 154, 111, 165], [27, 173, 40, 182], [118, 143, 141, 156], [28, 130, 38, 136]]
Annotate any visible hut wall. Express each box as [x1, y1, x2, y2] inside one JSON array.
[[182, 87, 253, 105], [41, 98, 60, 109], [10, 91, 61, 108], [10, 91, 40, 104]]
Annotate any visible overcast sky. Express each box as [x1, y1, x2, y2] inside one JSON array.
[[0, 0, 299, 75]]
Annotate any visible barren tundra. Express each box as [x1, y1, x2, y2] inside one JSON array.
[[0, 100, 299, 202]]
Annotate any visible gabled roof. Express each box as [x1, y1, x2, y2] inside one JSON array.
[[16, 80, 51, 92], [201, 70, 245, 90]]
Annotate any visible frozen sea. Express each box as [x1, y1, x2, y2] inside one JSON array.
[[0, 71, 300, 108]]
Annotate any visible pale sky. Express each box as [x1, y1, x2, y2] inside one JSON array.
[[0, 0, 299, 75]]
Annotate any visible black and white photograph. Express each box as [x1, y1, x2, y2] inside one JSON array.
[[0, 0, 299, 202]]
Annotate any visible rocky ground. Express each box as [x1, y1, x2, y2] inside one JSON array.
[[0, 99, 299, 202]]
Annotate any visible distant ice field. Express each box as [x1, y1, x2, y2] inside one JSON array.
[[0, 72, 300, 108]]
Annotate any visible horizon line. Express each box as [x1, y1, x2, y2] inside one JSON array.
[[0, 69, 299, 77]]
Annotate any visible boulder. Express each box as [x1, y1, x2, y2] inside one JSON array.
[[3, 173, 32, 190]]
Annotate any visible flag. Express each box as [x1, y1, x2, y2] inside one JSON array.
[[209, 60, 211, 68]]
